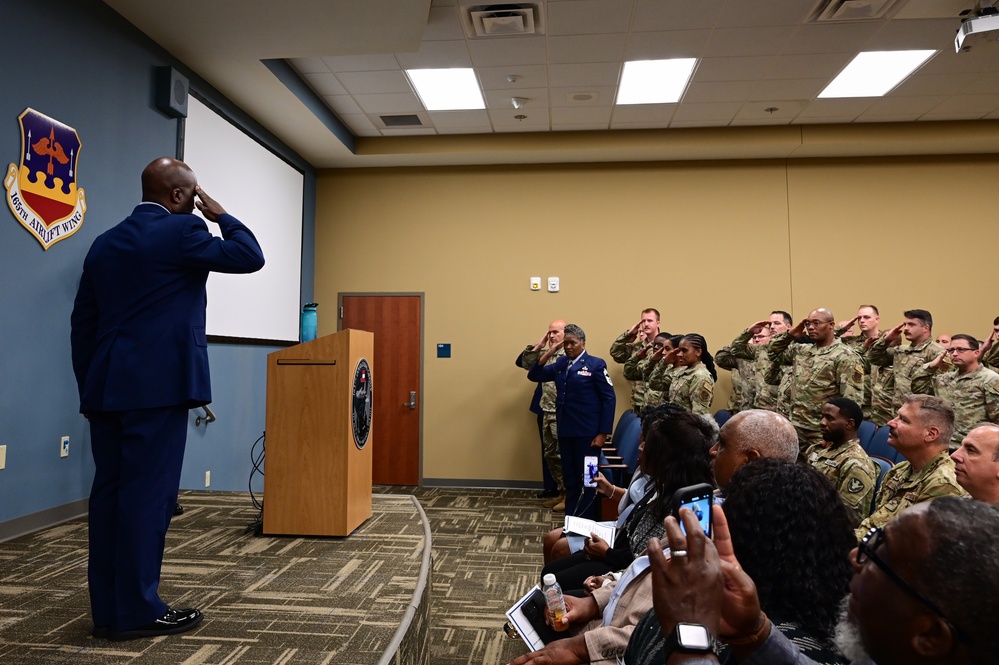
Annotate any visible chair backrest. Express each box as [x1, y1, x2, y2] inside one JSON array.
[[615, 416, 643, 474], [857, 420, 877, 450], [713, 409, 732, 428], [863, 426, 904, 464], [868, 455, 894, 508], [610, 410, 639, 446]]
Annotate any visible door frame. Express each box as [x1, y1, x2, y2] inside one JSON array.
[[337, 291, 425, 485]]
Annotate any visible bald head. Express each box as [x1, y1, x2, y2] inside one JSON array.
[[951, 424, 999, 504], [711, 409, 799, 489], [141, 157, 197, 213], [806, 308, 836, 345], [548, 319, 566, 347]]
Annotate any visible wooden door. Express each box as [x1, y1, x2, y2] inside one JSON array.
[[340, 295, 421, 485]]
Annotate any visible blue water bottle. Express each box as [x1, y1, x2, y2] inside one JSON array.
[[300, 302, 318, 343]]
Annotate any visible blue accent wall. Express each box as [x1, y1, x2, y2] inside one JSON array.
[[0, 0, 314, 526]]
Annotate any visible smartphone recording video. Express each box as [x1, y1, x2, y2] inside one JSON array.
[[669, 483, 714, 538], [582, 456, 599, 488]]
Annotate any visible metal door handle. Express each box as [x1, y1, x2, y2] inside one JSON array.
[[404, 391, 417, 409]]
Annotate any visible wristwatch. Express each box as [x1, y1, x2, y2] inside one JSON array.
[[664, 622, 713, 654]]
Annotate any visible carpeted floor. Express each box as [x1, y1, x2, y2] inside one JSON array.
[[0, 487, 557, 664]]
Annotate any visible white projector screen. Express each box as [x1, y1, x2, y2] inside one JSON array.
[[183, 96, 304, 343]]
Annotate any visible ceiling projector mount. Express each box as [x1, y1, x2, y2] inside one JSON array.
[[956, 1, 999, 52]]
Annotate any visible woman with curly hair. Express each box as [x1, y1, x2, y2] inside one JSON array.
[[540, 404, 716, 592], [625, 457, 855, 665]]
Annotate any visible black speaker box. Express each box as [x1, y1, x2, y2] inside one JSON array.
[[156, 67, 189, 118]]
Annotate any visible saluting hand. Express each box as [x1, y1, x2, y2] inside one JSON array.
[[194, 186, 227, 222]]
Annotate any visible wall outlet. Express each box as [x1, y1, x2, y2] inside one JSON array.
[[60, 436, 70, 458], [205, 470, 211, 487], [0, 445, 6, 470]]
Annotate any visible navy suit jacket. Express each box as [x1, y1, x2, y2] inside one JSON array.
[[515, 350, 544, 415], [528, 350, 616, 437], [71, 203, 265, 413]]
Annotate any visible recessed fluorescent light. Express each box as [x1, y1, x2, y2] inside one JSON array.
[[616, 59, 697, 105], [819, 50, 936, 98], [406, 68, 485, 111]]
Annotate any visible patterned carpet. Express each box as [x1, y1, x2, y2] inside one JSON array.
[[0, 487, 557, 664]]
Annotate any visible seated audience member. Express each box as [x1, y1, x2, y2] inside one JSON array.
[[650, 334, 717, 416], [542, 407, 715, 592], [644, 496, 999, 665], [804, 397, 879, 526], [625, 459, 855, 665], [542, 404, 682, 564], [855, 395, 967, 541], [709, 409, 800, 491], [951, 423, 999, 505], [911, 333, 999, 449]]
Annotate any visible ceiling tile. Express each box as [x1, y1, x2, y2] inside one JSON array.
[[866, 17, 958, 50], [715, 0, 814, 28], [395, 40, 472, 69], [625, 30, 712, 59], [921, 94, 999, 115], [859, 95, 949, 117], [704, 26, 795, 57], [671, 101, 742, 123], [305, 72, 348, 96], [796, 98, 877, 119], [489, 109, 551, 130], [733, 101, 803, 123], [892, 72, 982, 96], [550, 86, 618, 107], [549, 34, 629, 64], [765, 53, 853, 80], [337, 70, 412, 95], [483, 87, 550, 109], [547, 0, 634, 36], [468, 36, 548, 67], [780, 22, 885, 55], [683, 80, 759, 104], [426, 109, 492, 128], [632, 0, 726, 32], [338, 114, 379, 134], [323, 94, 363, 115], [353, 92, 425, 114], [694, 56, 775, 82], [549, 62, 622, 88], [611, 103, 676, 124], [748, 78, 827, 102], [551, 105, 613, 126], [380, 127, 439, 136], [478, 64, 549, 90], [290, 57, 329, 74]]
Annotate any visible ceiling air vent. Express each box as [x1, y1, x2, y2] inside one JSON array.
[[380, 114, 423, 127], [810, 0, 906, 21], [461, 3, 546, 38]]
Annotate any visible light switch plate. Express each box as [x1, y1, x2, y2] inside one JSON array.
[[547, 277, 560, 293]]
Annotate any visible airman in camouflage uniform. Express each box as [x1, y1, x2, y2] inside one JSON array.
[[609, 309, 660, 411], [768, 309, 865, 449], [715, 344, 756, 413], [519, 326, 566, 500], [725, 324, 786, 412], [855, 393, 968, 540], [866, 309, 943, 414], [834, 305, 893, 425], [980, 320, 999, 371], [646, 359, 680, 406], [855, 449, 967, 540], [804, 397, 879, 527], [660, 363, 715, 415], [911, 334, 999, 450]]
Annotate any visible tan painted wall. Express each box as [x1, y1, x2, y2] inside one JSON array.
[[315, 153, 999, 483]]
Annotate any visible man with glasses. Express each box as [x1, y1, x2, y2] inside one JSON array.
[[951, 424, 999, 505], [647, 496, 999, 665], [609, 309, 661, 412], [911, 334, 999, 450], [767, 308, 865, 449], [854, 395, 967, 541]]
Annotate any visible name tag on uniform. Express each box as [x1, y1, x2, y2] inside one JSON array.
[[577, 370, 591, 376], [823, 459, 840, 469]]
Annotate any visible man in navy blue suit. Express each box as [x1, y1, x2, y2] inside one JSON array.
[[528, 324, 616, 519], [71, 157, 264, 640]]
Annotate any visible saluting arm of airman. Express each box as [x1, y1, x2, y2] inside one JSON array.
[[728, 327, 758, 361], [766, 320, 802, 366]]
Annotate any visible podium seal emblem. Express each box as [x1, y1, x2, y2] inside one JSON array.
[[352, 358, 372, 449]]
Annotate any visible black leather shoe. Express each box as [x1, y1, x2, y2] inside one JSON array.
[[535, 489, 559, 499], [109, 608, 203, 641], [173, 503, 184, 516], [92, 625, 109, 639]]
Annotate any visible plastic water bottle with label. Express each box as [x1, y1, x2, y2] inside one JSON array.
[[542, 574, 568, 632]]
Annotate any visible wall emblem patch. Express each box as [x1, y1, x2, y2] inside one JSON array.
[[351, 358, 373, 449], [4, 108, 86, 249]]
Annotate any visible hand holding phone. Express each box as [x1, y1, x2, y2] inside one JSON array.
[[669, 483, 714, 538]]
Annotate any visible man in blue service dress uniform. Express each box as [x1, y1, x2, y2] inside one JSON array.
[[71, 157, 265, 641], [528, 324, 616, 520]]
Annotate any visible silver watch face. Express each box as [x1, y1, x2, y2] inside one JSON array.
[[677, 623, 712, 649]]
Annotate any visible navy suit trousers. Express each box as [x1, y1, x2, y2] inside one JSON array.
[[88, 406, 189, 630]]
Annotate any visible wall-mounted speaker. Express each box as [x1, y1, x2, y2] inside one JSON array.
[[155, 66, 189, 118]]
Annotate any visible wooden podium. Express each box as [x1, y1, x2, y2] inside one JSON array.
[[262, 329, 373, 536]]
